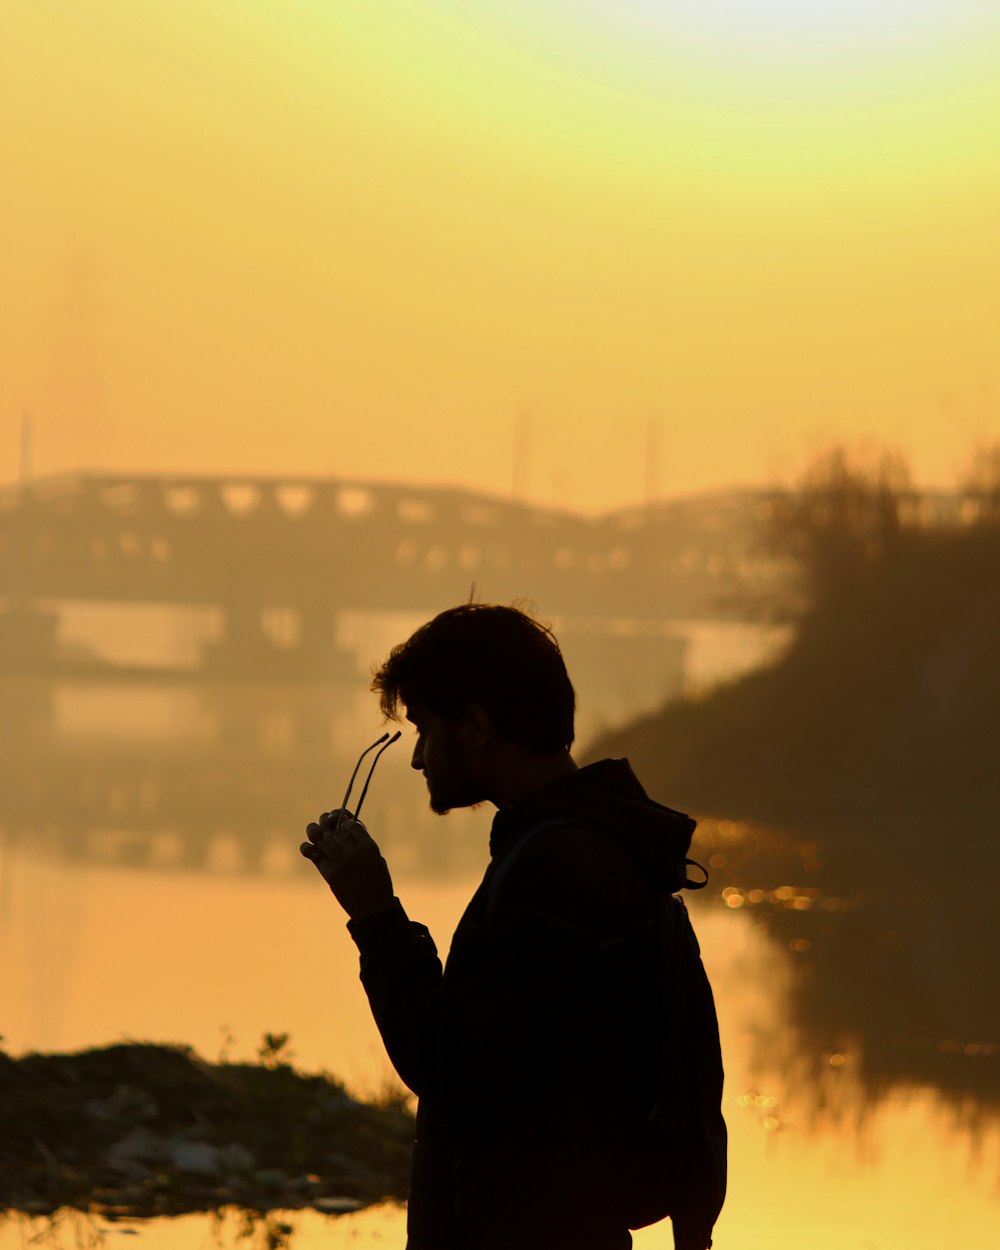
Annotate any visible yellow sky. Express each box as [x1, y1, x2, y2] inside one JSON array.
[[2, 1, 998, 511]]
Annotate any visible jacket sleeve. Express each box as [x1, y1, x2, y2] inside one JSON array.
[[347, 898, 444, 1096]]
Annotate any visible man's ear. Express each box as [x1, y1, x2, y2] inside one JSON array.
[[460, 704, 493, 751]]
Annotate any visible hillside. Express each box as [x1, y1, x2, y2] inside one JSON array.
[[590, 504, 1000, 845], [586, 476, 1000, 1101]]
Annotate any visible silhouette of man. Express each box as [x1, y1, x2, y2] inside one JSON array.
[[302, 604, 721, 1250]]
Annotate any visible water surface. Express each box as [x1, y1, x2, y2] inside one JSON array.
[[2, 662, 997, 1249]]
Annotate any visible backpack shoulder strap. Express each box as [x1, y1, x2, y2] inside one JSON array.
[[488, 817, 711, 919], [485, 816, 578, 919]]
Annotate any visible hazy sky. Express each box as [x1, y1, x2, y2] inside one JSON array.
[[3, 1, 998, 512]]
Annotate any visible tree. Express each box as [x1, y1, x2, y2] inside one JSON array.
[[959, 443, 1000, 525], [766, 448, 911, 618]]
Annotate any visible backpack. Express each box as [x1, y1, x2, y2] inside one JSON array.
[[487, 817, 727, 1250]]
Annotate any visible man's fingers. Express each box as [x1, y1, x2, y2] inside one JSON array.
[[303, 827, 353, 858], [302, 811, 377, 890], [319, 808, 355, 827], [308, 810, 368, 845], [319, 809, 367, 833]]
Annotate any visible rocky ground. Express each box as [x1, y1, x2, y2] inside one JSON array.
[[0, 1040, 413, 1221]]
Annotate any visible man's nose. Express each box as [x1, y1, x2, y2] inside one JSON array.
[[411, 740, 423, 770]]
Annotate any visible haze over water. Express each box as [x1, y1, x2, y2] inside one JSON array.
[[2, 604, 998, 1249], [3, 3, 1000, 1246]]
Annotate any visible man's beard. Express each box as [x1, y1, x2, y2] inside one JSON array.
[[428, 787, 452, 816], [429, 792, 485, 816], [425, 743, 485, 815], [427, 778, 472, 816]]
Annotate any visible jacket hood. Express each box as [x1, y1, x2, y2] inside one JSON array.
[[489, 757, 698, 894]]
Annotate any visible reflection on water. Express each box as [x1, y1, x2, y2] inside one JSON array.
[[0, 1205, 408, 1249], [701, 819, 1000, 1114], [2, 864, 998, 1250], [2, 669, 999, 1248], [0, 674, 489, 885]]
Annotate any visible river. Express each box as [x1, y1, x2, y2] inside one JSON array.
[[1, 619, 997, 1248]]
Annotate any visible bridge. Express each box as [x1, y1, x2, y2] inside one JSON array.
[[0, 469, 978, 877], [0, 471, 777, 676]]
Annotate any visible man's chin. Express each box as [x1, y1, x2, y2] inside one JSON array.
[[427, 789, 483, 816]]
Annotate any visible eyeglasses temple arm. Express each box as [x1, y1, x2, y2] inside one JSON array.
[[353, 730, 402, 822], [334, 732, 389, 830]]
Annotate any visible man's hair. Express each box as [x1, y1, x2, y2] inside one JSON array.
[[371, 603, 575, 753]]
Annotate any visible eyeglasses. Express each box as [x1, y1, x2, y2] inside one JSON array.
[[335, 730, 401, 829]]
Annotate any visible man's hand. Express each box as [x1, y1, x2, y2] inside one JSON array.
[[300, 810, 396, 922]]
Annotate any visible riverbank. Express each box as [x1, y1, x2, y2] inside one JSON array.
[[0, 1039, 413, 1220], [588, 511, 1000, 846], [585, 497, 1000, 1104]]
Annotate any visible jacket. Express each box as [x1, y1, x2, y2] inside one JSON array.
[[347, 758, 699, 1250]]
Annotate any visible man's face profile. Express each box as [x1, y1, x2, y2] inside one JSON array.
[[406, 702, 484, 815]]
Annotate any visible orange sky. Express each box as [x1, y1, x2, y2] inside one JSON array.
[[2, 1, 999, 512]]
